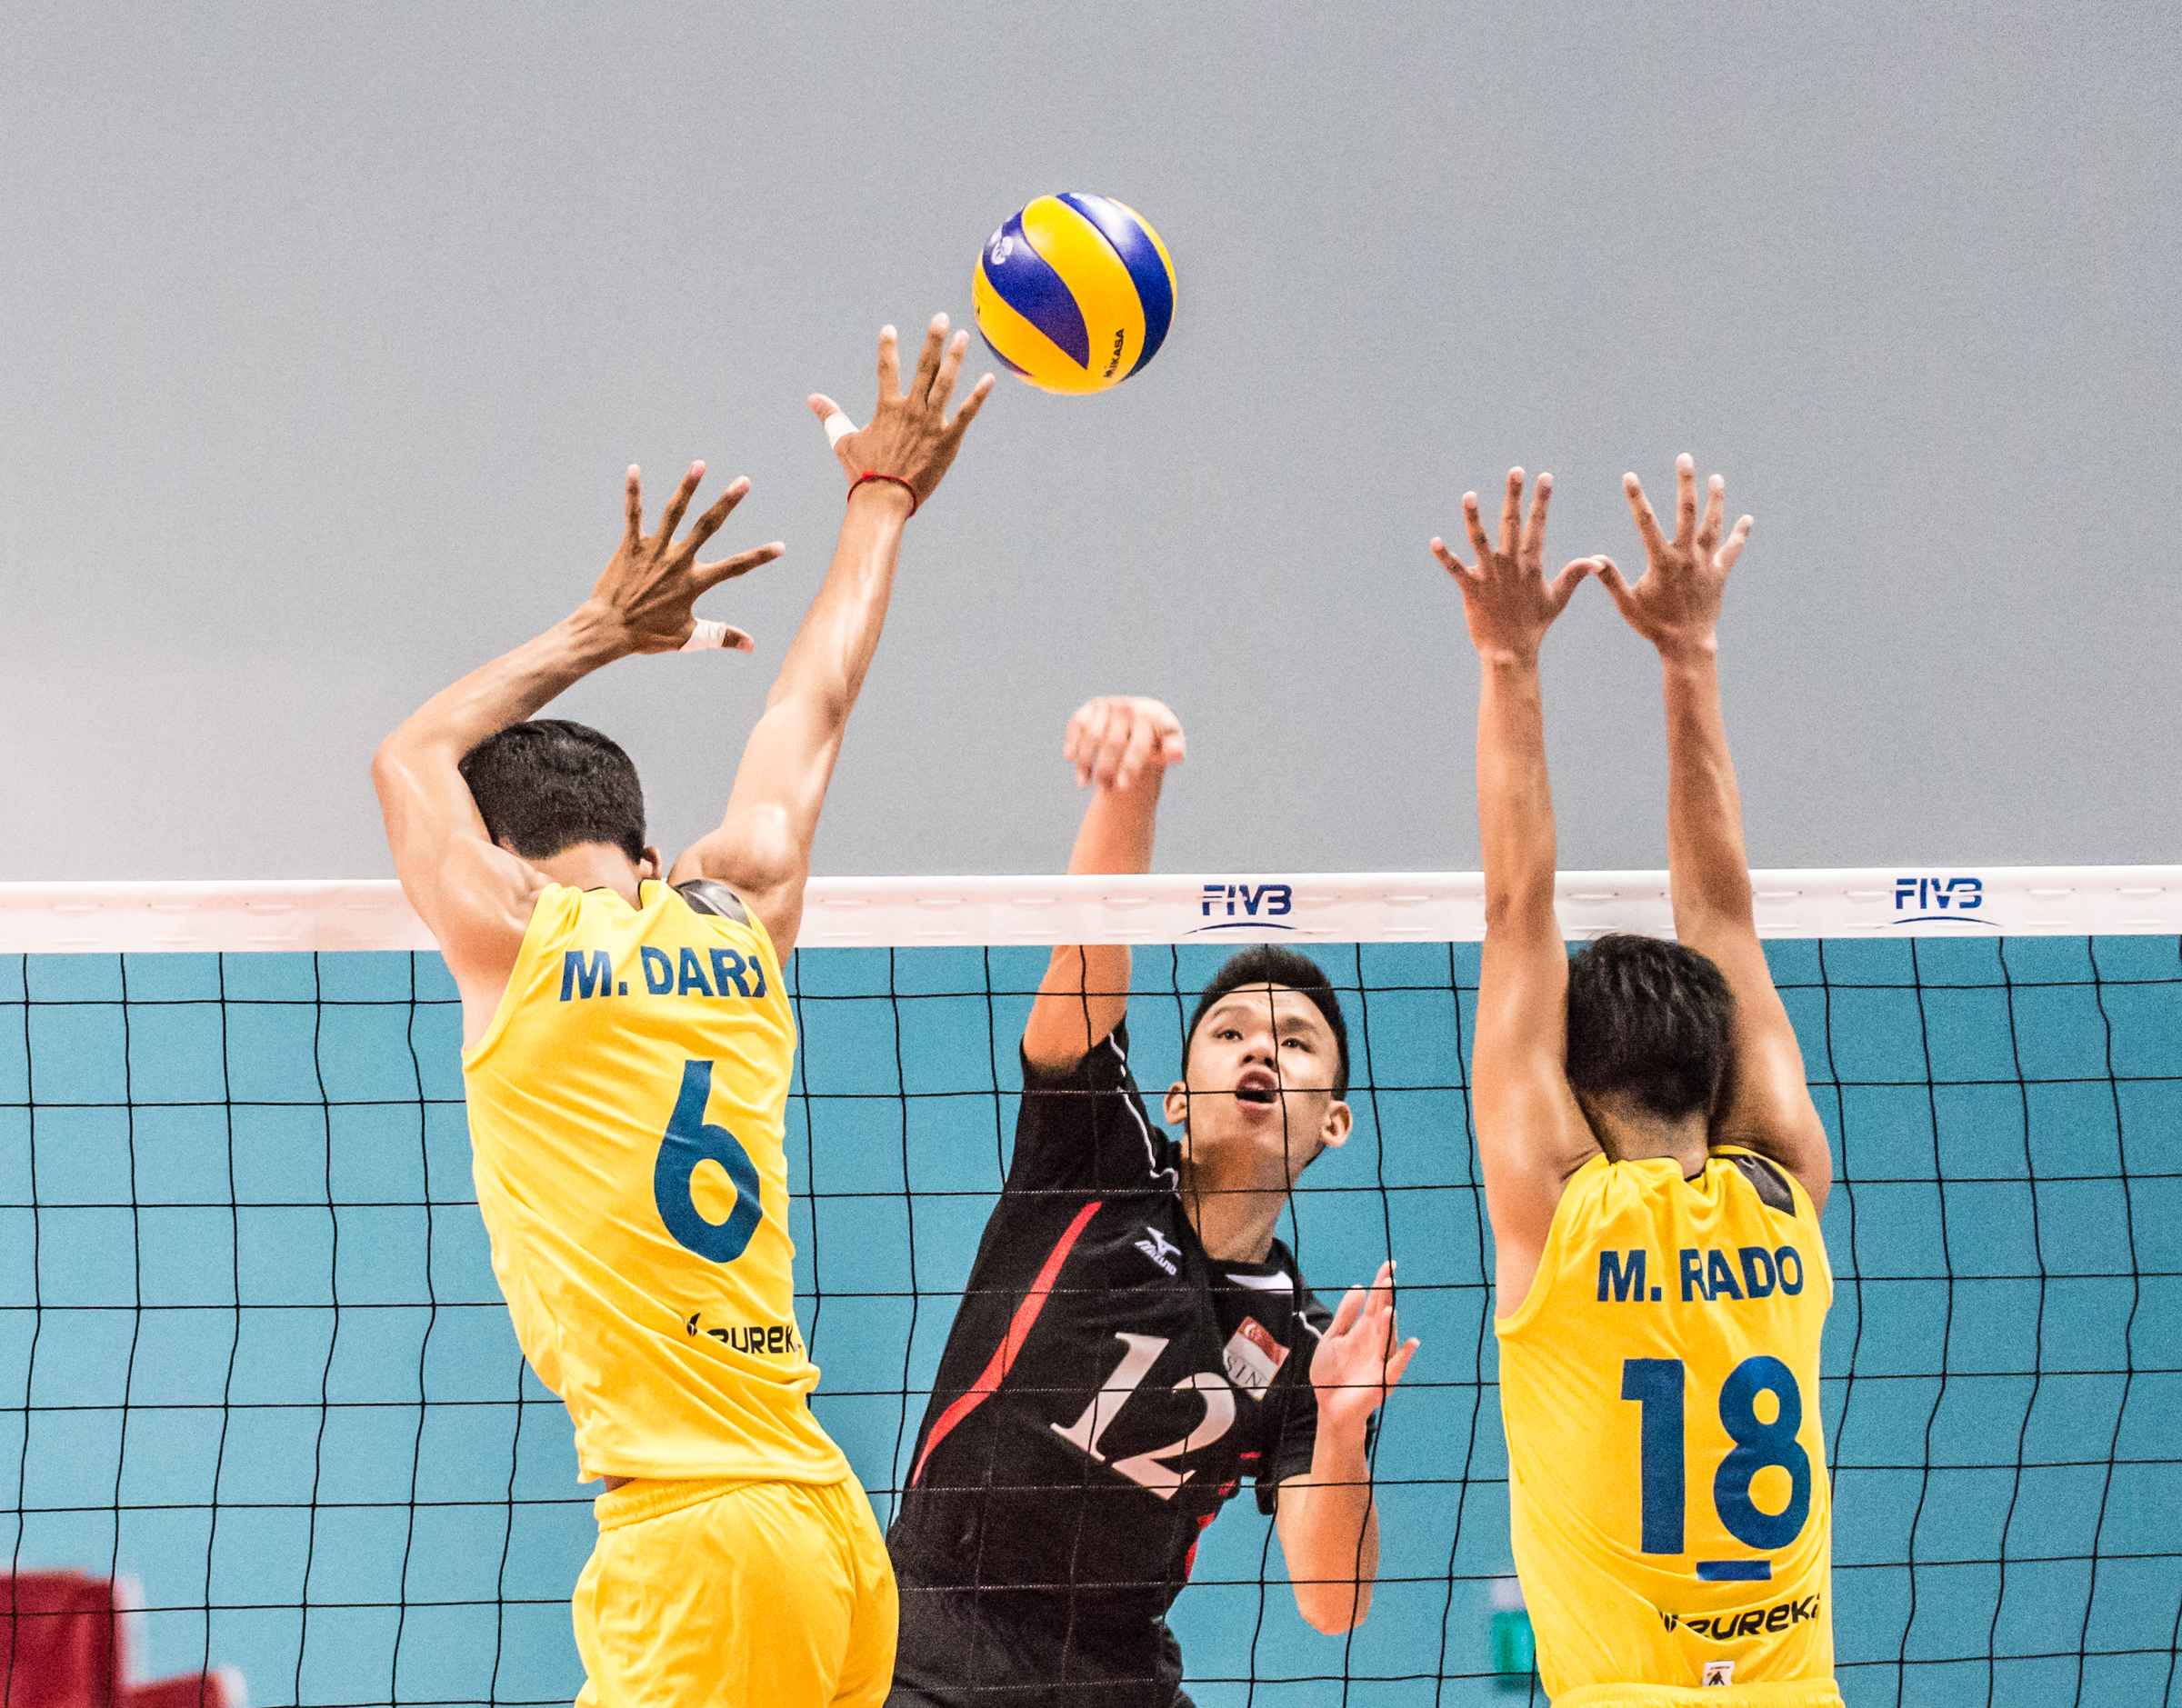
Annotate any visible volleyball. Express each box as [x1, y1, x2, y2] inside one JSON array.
[[972, 193, 1176, 394]]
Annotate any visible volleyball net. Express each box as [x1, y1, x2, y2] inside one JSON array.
[[4, 870, 2177, 1707]]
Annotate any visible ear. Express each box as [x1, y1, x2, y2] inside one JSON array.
[[1162, 1080, 1191, 1131], [1316, 1099, 1353, 1152], [638, 845, 665, 881]]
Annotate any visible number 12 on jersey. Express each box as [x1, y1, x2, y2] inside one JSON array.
[[1621, 1355, 1812, 1557]]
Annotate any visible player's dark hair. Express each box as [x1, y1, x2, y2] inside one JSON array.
[[458, 719, 647, 866], [1565, 933, 1735, 1123], [1183, 946, 1350, 1101]]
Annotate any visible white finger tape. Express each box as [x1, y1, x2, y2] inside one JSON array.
[[824, 412, 856, 448], [682, 620, 733, 652]]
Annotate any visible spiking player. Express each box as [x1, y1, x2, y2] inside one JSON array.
[[370, 317, 991, 1707], [1436, 460, 1843, 1706], [886, 695, 1418, 1708]]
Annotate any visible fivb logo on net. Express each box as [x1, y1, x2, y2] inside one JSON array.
[[1892, 875, 1991, 927], [1195, 882, 1296, 934]]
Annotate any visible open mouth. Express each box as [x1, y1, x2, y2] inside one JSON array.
[[1235, 1073, 1280, 1105]]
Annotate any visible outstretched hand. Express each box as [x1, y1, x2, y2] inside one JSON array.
[[1596, 454, 1753, 663], [1310, 1261, 1420, 1433], [1433, 469, 1599, 665], [809, 315, 996, 510], [1065, 695, 1186, 791], [586, 463, 784, 655]]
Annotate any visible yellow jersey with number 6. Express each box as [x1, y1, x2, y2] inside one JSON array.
[[461, 881, 847, 1487], [1496, 1149, 1838, 1704]]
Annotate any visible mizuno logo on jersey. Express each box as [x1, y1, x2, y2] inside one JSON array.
[[1136, 1226, 1181, 1274], [1658, 1593, 1822, 1638]]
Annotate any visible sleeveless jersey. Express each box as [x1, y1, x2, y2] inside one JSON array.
[[461, 881, 848, 1487], [1496, 1149, 1837, 1702]]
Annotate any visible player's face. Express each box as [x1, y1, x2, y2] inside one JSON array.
[[1163, 984, 1351, 1185]]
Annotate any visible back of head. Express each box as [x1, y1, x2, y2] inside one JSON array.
[[1184, 944, 1351, 1101], [1565, 934, 1735, 1124], [458, 719, 646, 865]]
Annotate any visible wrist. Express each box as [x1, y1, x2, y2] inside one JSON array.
[[847, 474, 916, 519], [1310, 1403, 1376, 1459], [1656, 634, 1719, 670], [565, 600, 641, 664]]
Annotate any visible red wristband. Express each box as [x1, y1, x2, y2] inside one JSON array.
[[848, 471, 918, 517]]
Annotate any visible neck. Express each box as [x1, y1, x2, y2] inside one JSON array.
[[532, 844, 647, 908], [1180, 1158, 1291, 1264], [1585, 1095, 1709, 1177]]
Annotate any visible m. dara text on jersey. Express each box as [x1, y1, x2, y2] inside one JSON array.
[[558, 946, 768, 1003]]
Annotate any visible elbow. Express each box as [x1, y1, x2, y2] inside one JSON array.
[[1483, 882, 1556, 938], [369, 737, 411, 801], [1296, 1586, 1369, 1635]]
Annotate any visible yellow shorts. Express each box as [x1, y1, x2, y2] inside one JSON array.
[[1556, 1683, 1844, 1708], [573, 1473, 896, 1708]]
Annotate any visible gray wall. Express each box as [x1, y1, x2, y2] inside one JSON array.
[[5, 2, 2176, 882]]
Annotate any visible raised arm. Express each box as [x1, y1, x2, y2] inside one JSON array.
[[372, 465, 779, 1014], [1275, 1261, 1418, 1633], [670, 317, 993, 957], [1433, 470, 1604, 1314], [1596, 457, 1831, 1212], [1018, 696, 1186, 1072]]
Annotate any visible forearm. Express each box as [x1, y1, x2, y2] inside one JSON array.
[[765, 486, 909, 733], [1025, 771, 1163, 1064], [379, 606, 626, 767], [1066, 770, 1162, 877], [1476, 657, 1558, 932], [1660, 651, 1756, 937], [1283, 1418, 1380, 1632], [710, 488, 909, 849]]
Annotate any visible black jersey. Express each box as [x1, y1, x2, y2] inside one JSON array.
[[887, 1023, 1331, 1707]]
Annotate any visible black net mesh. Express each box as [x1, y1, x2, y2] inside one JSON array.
[[4, 932, 2177, 1704]]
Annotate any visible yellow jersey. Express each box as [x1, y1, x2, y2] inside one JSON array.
[[1496, 1148, 1837, 1703], [462, 880, 848, 1487]]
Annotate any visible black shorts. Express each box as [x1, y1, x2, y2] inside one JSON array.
[[886, 1568, 1196, 1708]]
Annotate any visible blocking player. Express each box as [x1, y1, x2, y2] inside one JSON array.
[[370, 317, 992, 1707], [886, 695, 1419, 1708], [1436, 460, 1842, 1705]]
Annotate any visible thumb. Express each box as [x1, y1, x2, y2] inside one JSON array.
[[1594, 557, 1638, 613], [1547, 558, 1592, 614], [808, 395, 858, 451]]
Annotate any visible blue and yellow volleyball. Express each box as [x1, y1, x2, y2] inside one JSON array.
[[972, 193, 1176, 395]]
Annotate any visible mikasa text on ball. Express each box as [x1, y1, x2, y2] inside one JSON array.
[[972, 193, 1176, 395]]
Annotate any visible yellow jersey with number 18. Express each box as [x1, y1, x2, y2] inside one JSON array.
[[1496, 1149, 1840, 1707], [461, 880, 848, 1488]]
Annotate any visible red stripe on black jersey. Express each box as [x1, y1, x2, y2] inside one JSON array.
[[910, 1196, 1102, 1487]]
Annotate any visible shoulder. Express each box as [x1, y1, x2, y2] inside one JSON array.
[[1010, 1022, 1175, 1193], [1021, 1019, 1140, 1094]]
